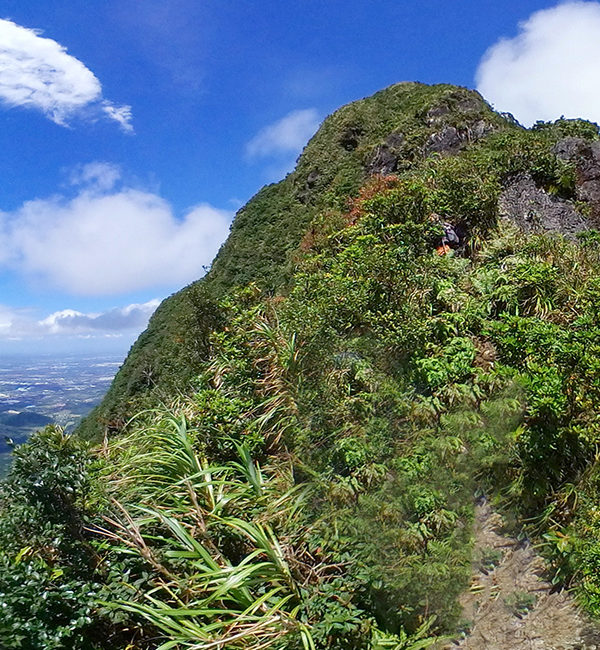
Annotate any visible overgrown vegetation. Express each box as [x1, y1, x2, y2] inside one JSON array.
[[4, 83, 600, 648], [79, 83, 512, 440]]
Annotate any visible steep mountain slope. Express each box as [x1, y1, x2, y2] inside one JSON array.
[[5, 83, 600, 650], [78, 83, 511, 440]]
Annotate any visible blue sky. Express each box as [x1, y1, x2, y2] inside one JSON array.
[[1, 0, 599, 355]]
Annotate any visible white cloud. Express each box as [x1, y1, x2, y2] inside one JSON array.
[[69, 162, 121, 192], [476, 1, 600, 127], [0, 18, 132, 131], [101, 101, 133, 132], [246, 109, 321, 158], [0, 300, 159, 340], [0, 165, 232, 295]]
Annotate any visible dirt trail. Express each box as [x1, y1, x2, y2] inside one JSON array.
[[448, 498, 600, 650]]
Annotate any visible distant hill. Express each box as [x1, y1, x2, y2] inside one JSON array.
[[0, 411, 52, 428]]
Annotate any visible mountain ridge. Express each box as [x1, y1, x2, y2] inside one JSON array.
[[78, 82, 513, 440], [5, 81, 600, 649]]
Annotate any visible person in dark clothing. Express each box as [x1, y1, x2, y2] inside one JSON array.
[[442, 222, 459, 247], [430, 214, 460, 255]]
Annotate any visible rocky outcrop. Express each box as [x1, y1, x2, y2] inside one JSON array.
[[499, 173, 589, 239], [554, 136, 600, 220], [366, 90, 501, 174], [367, 132, 405, 175], [368, 120, 497, 175], [424, 125, 463, 154], [422, 93, 497, 156], [423, 120, 497, 156], [425, 93, 484, 124], [296, 168, 322, 204]]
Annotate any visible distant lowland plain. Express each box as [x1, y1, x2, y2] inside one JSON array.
[[0, 354, 122, 474]]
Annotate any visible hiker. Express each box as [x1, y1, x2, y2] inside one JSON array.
[[429, 213, 460, 255], [439, 221, 459, 254]]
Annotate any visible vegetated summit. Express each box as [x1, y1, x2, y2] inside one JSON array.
[[78, 82, 513, 440], [5, 81, 600, 649]]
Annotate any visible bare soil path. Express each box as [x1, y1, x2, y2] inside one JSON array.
[[447, 498, 600, 649]]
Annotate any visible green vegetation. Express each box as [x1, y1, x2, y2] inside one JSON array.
[[503, 592, 537, 617], [79, 82, 510, 441], [4, 82, 600, 648]]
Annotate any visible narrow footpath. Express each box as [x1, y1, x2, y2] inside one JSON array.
[[449, 498, 600, 650]]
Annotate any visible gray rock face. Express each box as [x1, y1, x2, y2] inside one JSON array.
[[368, 146, 399, 175], [425, 94, 484, 125], [367, 131, 405, 175], [553, 136, 588, 161], [385, 132, 405, 149], [424, 125, 463, 155], [471, 119, 495, 140], [426, 102, 452, 124], [423, 120, 496, 156], [367, 91, 499, 174], [554, 137, 600, 219], [296, 168, 321, 204], [306, 169, 320, 188], [368, 118, 497, 175], [499, 173, 589, 239]]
